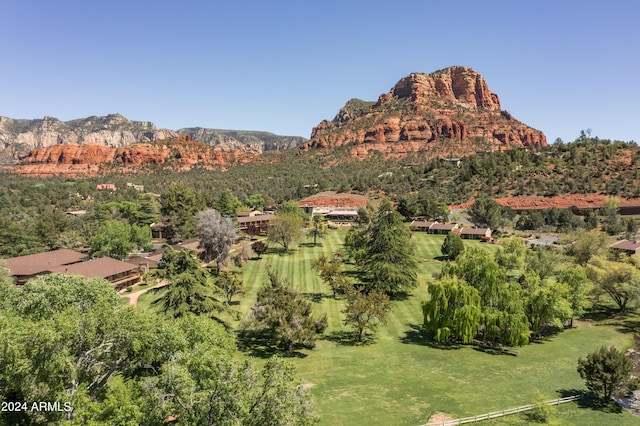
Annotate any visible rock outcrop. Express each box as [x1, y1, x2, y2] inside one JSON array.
[[0, 114, 306, 165], [302, 66, 547, 158], [11, 136, 254, 177]]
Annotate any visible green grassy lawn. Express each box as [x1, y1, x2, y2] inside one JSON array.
[[137, 229, 639, 425]]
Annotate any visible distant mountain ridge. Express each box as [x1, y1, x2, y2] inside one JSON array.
[[0, 113, 305, 164], [302, 66, 547, 158]]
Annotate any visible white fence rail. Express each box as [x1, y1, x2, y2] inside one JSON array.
[[422, 394, 582, 426]]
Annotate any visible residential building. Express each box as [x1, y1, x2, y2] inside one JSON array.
[[5, 249, 86, 284]]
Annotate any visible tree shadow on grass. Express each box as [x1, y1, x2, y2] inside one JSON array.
[[235, 329, 308, 359], [399, 324, 462, 350], [471, 344, 517, 356], [302, 292, 331, 303], [321, 330, 375, 346], [400, 324, 516, 355], [556, 389, 621, 413]]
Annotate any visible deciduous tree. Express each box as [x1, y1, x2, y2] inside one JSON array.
[[578, 345, 634, 401], [586, 256, 640, 311], [307, 214, 328, 246], [343, 286, 392, 342], [267, 212, 304, 253], [196, 208, 238, 268], [311, 254, 346, 299], [217, 271, 245, 305], [422, 278, 482, 344], [251, 240, 268, 259]]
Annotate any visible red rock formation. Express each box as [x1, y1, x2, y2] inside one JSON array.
[[12, 136, 255, 177], [303, 66, 547, 158]]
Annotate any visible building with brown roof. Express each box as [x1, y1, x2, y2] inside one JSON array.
[[428, 223, 460, 234], [237, 214, 274, 233], [410, 220, 436, 232], [460, 227, 492, 240], [611, 240, 640, 256], [49, 257, 141, 291], [5, 249, 86, 284]]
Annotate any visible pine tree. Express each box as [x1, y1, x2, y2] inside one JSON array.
[[361, 199, 418, 295]]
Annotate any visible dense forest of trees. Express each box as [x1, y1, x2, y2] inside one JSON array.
[[1, 134, 639, 258]]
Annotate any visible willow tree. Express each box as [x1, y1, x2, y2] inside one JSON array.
[[422, 278, 482, 344], [441, 247, 530, 346]]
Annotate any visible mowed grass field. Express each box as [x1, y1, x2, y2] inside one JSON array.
[[137, 229, 639, 425]]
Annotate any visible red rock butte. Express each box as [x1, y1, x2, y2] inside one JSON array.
[[302, 66, 547, 159]]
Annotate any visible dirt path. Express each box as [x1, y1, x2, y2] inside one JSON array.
[[120, 280, 169, 306]]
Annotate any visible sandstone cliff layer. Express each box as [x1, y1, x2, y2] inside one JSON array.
[[302, 66, 547, 158], [0, 114, 305, 165], [11, 136, 254, 177]]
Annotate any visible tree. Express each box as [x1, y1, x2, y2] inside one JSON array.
[[521, 272, 572, 337], [267, 212, 304, 253], [232, 241, 254, 267], [278, 201, 309, 222], [307, 214, 328, 246], [245, 193, 266, 211], [311, 254, 346, 299], [243, 270, 327, 352], [156, 246, 201, 278], [0, 275, 318, 425], [217, 270, 245, 305], [0, 274, 168, 423], [467, 198, 503, 229], [142, 353, 319, 426], [578, 345, 634, 401], [89, 220, 151, 260], [360, 199, 418, 295], [422, 278, 482, 344], [160, 182, 205, 242], [586, 256, 640, 311], [601, 196, 623, 236], [495, 237, 526, 272], [343, 286, 392, 342], [196, 208, 238, 268], [566, 230, 607, 266], [214, 191, 242, 217], [516, 210, 545, 231], [557, 267, 592, 327], [441, 232, 464, 260], [442, 248, 530, 346], [251, 240, 268, 259], [152, 271, 224, 319]]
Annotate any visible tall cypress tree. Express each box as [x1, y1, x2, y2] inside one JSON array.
[[361, 199, 418, 295]]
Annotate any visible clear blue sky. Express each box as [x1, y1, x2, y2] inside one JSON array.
[[1, 0, 638, 143]]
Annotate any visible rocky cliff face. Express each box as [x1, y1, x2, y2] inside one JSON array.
[[176, 128, 305, 152], [0, 114, 305, 165], [11, 136, 254, 177], [302, 66, 547, 158]]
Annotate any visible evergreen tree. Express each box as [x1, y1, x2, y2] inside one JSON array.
[[441, 232, 464, 260], [361, 199, 418, 295], [243, 270, 327, 352]]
